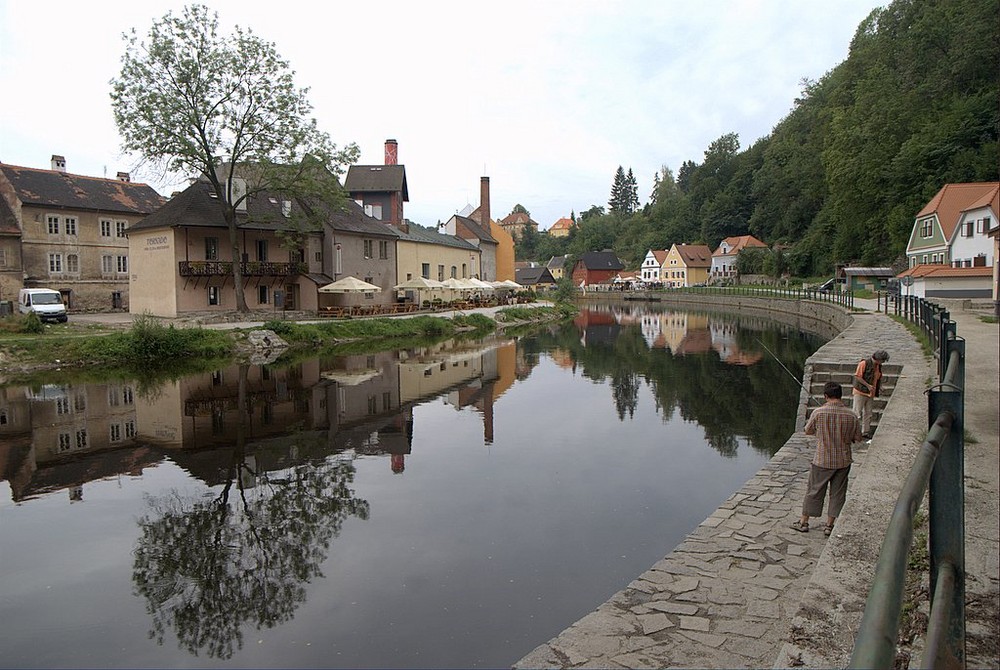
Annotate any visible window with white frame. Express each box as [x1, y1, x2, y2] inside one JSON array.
[[117, 255, 128, 273], [124, 421, 136, 439], [979, 217, 992, 233], [58, 432, 72, 452], [920, 219, 933, 237], [100, 219, 112, 237], [116, 221, 128, 237], [76, 429, 88, 449], [65, 217, 77, 236], [208, 286, 220, 306], [66, 254, 79, 273], [364, 239, 374, 259], [962, 220, 974, 237], [49, 253, 63, 273], [123, 386, 134, 405], [379, 240, 389, 259], [47, 215, 59, 234], [102, 255, 114, 274]]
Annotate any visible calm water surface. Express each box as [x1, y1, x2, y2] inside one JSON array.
[[0, 304, 823, 668]]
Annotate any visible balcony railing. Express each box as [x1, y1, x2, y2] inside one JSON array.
[[179, 261, 307, 277]]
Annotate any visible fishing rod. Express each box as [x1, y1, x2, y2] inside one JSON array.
[[754, 336, 818, 407]]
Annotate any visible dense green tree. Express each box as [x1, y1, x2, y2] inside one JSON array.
[[111, 4, 357, 311]]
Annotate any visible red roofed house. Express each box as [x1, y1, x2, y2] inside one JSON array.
[[907, 182, 998, 269], [0, 155, 165, 310], [710, 234, 767, 281], [548, 216, 574, 238], [897, 264, 992, 299], [499, 210, 539, 240]]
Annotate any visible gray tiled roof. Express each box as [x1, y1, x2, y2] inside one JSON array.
[[516, 266, 556, 285], [454, 214, 497, 244], [578, 251, 624, 270], [130, 180, 399, 239], [396, 223, 479, 251], [344, 165, 409, 201], [0, 163, 165, 214]]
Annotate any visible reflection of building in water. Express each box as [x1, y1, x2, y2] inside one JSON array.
[[1, 337, 518, 498], [710, 321, 764, 366], [573, 307, 620, 347], [0, 381, 156, 502], [640, 311, 710, 353], [398, 337, 515, 446]]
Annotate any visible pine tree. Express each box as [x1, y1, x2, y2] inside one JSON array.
[[608, 166, 628, 214], [626, 168, 639, 212]]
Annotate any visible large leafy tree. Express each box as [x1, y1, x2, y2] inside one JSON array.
[[111, 4, 357, 311]]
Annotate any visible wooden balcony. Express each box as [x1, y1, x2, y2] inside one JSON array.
[[179, 260, 307, 277]]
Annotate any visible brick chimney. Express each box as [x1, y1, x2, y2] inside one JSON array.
[[117, 171, 131, 182], [480, 176, 490, 228], [51, 155, 66, 172], [384, 139, 398, 166]]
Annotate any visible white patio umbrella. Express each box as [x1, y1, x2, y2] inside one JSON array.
[[393, 277, 446, 290], [319, 276, 382, 293], [441, 277, 476, 291], [499, 279, 523, 289], [467, 277, 496, 291]]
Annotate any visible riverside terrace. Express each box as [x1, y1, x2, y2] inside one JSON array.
[[514, 294, 998, 669]]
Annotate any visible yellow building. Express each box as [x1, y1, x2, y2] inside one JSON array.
[[663, 243, 712, 287]]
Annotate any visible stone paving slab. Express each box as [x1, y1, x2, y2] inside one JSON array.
[[513, 306, 940, 669]]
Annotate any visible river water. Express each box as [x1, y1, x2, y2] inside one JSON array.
[[0, 304, 823, 668]]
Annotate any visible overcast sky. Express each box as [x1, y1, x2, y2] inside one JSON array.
[[1, 0, 885, 230]]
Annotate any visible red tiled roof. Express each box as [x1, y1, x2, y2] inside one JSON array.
[[712, 234, 767, 257], [652, 249, 668, 264], [898, 264, 992, 278], [550, 217, 573, 231], [916, 182, 999, 239]]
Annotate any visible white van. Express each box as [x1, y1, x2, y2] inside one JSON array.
[[18, 288, 68, 322]]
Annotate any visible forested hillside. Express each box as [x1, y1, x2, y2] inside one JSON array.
[[519, 0, 999, 277]]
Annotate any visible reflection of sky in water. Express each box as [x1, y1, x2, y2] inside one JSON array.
[[0, 316, 820, 669]]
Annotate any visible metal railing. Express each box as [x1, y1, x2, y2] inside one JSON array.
[[850, 295, 965, 669], [879, 293, 956, 379], [585, 284, 857, 309]]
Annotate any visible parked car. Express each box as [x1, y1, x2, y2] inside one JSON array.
[[18, 288, 68, 322]]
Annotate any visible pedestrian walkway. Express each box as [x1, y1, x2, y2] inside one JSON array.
[[515, 301, 998, 669]]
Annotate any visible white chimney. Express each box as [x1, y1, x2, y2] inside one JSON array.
[[117, 171, 131, 182], [51, 155, 66, 172]]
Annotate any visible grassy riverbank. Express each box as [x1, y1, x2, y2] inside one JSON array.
[[0, 305, 574, 384]]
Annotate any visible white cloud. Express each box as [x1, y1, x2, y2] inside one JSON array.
[[0, 0, 884, 228]]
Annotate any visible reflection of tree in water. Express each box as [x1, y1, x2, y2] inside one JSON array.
[[612, 369, 640, 420], [534, 311, 821, 456], [132, 455, 369, 659]]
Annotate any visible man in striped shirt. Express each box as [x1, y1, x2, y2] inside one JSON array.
[[791, 381, 863, 536]]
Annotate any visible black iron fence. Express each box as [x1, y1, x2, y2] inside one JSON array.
[[851, 294, 965, 669]]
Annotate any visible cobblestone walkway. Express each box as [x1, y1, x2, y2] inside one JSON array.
[[515, 309, 930, 669]]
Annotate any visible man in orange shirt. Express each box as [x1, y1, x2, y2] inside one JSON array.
[[791, 381, 863, 536], [852, 349, 889, 439]]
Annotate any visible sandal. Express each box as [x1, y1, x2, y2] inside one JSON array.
[[790, 521, 809, 533], [824, 525, 834, 537]]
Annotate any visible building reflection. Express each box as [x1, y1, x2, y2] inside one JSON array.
[[0, 335, 519, 503]]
